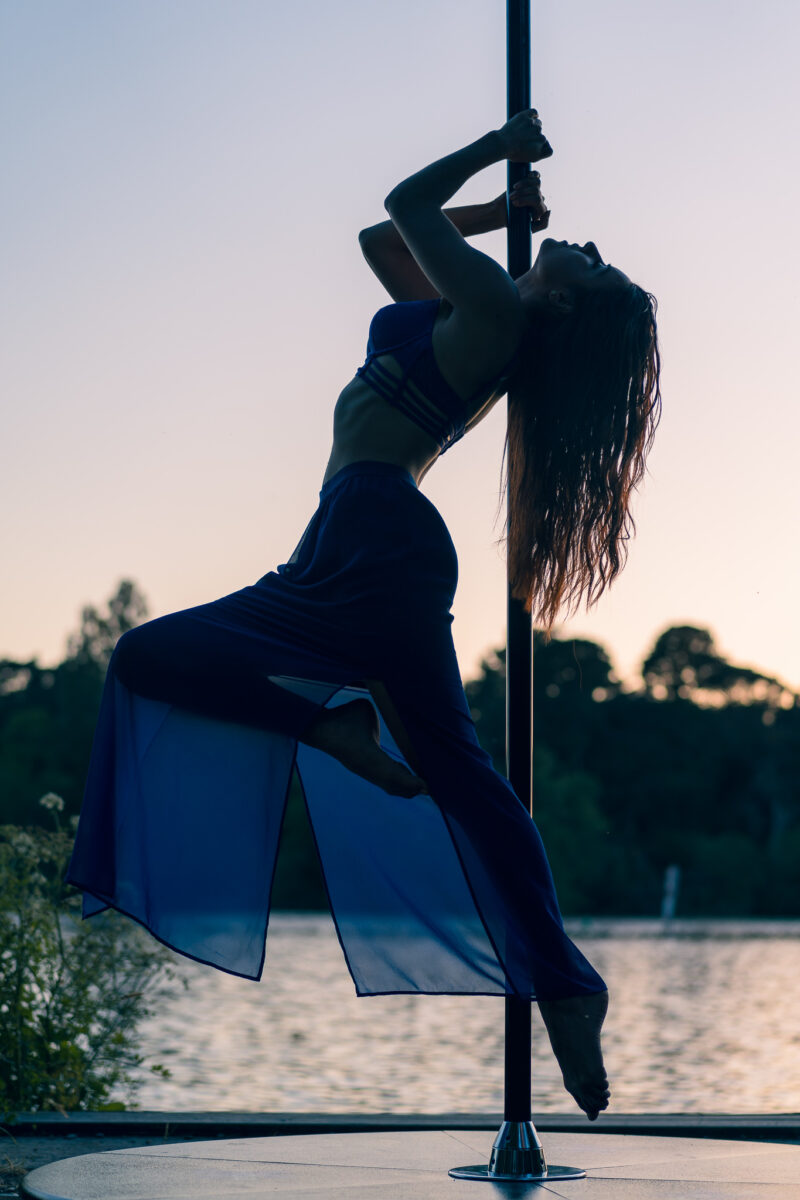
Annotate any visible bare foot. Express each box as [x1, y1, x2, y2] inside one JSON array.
[[537, 990, 610, 1121], [300, 699, 429, 798]]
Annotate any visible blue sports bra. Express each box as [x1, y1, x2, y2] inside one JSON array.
[[355, 299, 513, 455]]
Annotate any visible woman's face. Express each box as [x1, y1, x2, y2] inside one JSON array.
[[519, 239, 631, 309]]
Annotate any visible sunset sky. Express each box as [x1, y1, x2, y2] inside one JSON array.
[[3, 0, 799, 691]]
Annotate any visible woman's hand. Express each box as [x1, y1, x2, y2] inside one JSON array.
[[496, 109, 553, 163], [509, 170, 550, 232]]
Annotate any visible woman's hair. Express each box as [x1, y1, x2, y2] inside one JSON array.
[[502, 279, 661, 634]]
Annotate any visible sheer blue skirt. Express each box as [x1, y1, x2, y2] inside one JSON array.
[[66, 461, 606, 999]]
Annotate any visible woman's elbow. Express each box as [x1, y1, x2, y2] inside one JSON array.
[[384, 186, 408, 217], [358, 227, 385, 263]]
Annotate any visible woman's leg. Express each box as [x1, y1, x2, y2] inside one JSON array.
[[113, 609, 428, 795], [111, 612, 321, 739], [370, 626, 610, 1119]]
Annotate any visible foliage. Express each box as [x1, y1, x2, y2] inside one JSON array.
[[271, 778, 328, 910], [0, 795, 181, 1117], [65, 580, 149, 671], [0, 581, 149, 828], [532, 745, 637, 914], [465, 624, 799, 916]]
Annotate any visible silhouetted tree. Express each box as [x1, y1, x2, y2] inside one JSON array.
[[642, 624, 794, 709], [65, 579, 149, 670], [533, 632, 621, 704], [0, 581, 149, 826], [464, 626, 799, 917], [465, 632, 621, 770]]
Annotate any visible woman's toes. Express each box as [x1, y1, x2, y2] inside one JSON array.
[[570, 1076, 609, 1121]]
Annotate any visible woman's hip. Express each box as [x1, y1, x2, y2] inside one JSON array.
[[270, 462, 459, 613]]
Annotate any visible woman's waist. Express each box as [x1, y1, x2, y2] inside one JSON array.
[[327, 376, 440, 485], [320, 459, 418, 498]]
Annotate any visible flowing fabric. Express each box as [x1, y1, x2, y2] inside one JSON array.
[[66, 461, 606, 999]]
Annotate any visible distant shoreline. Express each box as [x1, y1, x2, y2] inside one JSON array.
[[266, 912, 800, 938], [564, 916, 800, 937]]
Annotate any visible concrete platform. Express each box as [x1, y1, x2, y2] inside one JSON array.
[[20, 1129, 800, 1199]]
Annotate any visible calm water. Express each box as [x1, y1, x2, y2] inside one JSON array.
[[130, 915, 800, 1114]]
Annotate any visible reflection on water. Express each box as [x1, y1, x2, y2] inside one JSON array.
[[131, 915, 800, 1113]]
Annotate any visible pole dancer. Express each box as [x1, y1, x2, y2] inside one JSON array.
[[67, 112, 661, 1123]]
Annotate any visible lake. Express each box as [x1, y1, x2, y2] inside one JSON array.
[[130, 915, 800, 1114]]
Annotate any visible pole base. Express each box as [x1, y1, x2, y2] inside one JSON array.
[[449, 1120, 586, 1183], [449, 1164, 587, 1182]]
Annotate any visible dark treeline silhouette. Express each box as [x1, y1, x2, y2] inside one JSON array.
[[465, 633, 799, 916], [2, 581, 798, 915]]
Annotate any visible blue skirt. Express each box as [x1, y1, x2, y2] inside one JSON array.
[[66, 461, 606, 1000]]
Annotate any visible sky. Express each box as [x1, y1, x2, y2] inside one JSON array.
[[2, 0, 799, 690]]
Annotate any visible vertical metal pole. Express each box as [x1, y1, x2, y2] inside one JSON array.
[[504, 0, 534, 1127], [450, 1, 587, 1181]]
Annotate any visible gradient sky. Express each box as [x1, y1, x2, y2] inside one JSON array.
[[3, 0, 799, 690]]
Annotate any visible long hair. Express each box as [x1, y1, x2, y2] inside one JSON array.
[[502, 281, 661, 633]]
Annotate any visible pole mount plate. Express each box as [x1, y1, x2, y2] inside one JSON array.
[[449, 1163, 587, 1182]]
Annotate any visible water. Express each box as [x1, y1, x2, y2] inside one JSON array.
[[130, 915, 800, 1114]]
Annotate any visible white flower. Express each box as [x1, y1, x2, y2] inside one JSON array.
[[9, 831, 36, 854], [39, 792, 65, 813]]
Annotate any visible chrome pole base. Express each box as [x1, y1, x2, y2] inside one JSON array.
[[449, 1120, 586, 1183]]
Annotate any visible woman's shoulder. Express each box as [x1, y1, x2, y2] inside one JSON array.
[[435, 294, 525, 388]]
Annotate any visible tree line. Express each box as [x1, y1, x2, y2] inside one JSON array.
[[1, 581, 797, 916]]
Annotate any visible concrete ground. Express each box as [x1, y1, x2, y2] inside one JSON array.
[[1, 1135, 191, 1197], [14, 1129, 800, 1200]]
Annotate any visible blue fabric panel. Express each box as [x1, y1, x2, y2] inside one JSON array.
[[72, 678, 297, 978], [296, 693, 506, 996]]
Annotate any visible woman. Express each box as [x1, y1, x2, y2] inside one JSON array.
[[67, 111, 660, 1122]]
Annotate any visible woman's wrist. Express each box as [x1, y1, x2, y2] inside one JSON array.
[[440, 197, 508, 237], [489, 192, 509, 229], [482, 129, 506, 163]]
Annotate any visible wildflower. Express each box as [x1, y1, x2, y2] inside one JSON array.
[[39, 792, 65, 813], [8, 831, 36, 854]]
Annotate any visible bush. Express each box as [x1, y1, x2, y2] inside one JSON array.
[[0, 794, 183, 1117]]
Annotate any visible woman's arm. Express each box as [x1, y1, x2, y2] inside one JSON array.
[[360, 174, 551, 301], [360, 196, 508, 302], [384, 114, 551, 327]]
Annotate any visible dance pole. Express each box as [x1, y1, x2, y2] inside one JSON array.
[[450, 1, 586, 1180]]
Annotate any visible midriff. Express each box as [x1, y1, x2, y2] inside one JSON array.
[[322, 372, 442, 487]]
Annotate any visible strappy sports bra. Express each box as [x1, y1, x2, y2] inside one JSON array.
[[355, 299, 514, 455]]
